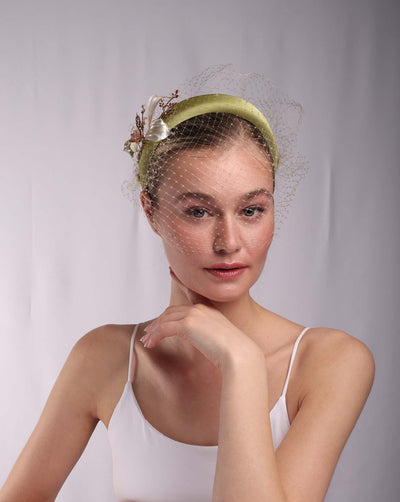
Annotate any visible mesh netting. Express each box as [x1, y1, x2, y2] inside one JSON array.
[[122, 65, 309, 260]]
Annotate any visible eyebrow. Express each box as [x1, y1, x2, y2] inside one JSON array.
[[175, 188, 273, 203], [243, 189, 273, 200]]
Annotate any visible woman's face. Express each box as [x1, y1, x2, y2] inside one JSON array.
[[142, 139, 275, 302]]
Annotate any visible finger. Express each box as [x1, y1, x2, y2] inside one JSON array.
[[142, 316, 189, 348], [145, 305, 189, 331], [142, 306, 191, 346]]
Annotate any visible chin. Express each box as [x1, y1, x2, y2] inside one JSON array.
[[192, 282, 252, 303], [205, 292, 249, 304]]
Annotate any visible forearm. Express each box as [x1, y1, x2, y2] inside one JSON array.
[[213, 350, 287, 502]]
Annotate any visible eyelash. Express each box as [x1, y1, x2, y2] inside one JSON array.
[[184, 205, 266, 219], [243, 206, 265, 217]]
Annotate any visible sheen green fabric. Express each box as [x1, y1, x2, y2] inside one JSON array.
[[138, 94, 278, 188]]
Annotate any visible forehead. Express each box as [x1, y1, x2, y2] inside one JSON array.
[[158, 141, 274, 201]]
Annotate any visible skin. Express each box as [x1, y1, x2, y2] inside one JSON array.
[[140, 139, 278, 371], [0, 137, 375, 502]]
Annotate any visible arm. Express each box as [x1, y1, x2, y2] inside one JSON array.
[[213, 346, 286, 502], [212, 330, 375, 502], [0, 329, 105, 502]]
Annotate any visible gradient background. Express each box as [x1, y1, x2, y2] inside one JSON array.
[[0, 0, 399, 500]]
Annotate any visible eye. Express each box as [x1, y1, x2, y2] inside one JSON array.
[[184, 207, 211, 219], [242, 205, 265, 217]]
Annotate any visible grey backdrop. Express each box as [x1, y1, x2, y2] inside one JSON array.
[[1, 0, 398, 500]]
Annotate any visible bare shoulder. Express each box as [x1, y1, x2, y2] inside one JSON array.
[[74, 323, 133, 361], [72, 323, 135, 391], [298, 327, 375, 369], [297, 327, 375, 406], [273, 327, 375, 500], [0, 324, 137, 501]]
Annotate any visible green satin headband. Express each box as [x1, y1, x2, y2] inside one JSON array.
[[135, 94, 279, 189]]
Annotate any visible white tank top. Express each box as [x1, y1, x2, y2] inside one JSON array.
[[107, 324, 311, 502]]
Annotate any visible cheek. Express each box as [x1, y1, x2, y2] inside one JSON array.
[[242, 214, 274, 251], [161, 223, 212, 254], [155, 209, 214, 254]]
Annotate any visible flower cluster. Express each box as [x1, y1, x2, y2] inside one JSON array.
[[123, 90, 179, 160]]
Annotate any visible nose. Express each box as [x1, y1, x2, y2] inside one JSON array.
[[212, 214, 242, 254]]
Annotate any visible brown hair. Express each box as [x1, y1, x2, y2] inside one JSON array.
[[142, 112, 275, 208]]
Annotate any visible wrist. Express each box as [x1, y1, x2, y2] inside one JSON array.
[[221, 341, 265, 376]]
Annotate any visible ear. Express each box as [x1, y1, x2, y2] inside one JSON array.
[[140, 190, 160, 236]]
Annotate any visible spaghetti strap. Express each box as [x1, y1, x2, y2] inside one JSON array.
[[281, 326, 311, 397], [127, 324, 140, 383]]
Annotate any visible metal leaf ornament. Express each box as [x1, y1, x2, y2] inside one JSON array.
[[123, 90, 179, 158]]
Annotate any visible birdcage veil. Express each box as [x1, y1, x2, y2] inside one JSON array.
[[122, 64, 309, 254]]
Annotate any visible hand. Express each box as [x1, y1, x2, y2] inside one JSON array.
[[139, 267, 262, 371]]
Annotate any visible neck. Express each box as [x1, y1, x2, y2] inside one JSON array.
[[169, 279, 261, 326], [166, 280, 263, 371]]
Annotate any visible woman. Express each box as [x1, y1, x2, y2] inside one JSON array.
[[0, 82, 375, 502]]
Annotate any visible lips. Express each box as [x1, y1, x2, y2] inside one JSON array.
[[204, 263, 248, 279], [206, 262, 247, 270]]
